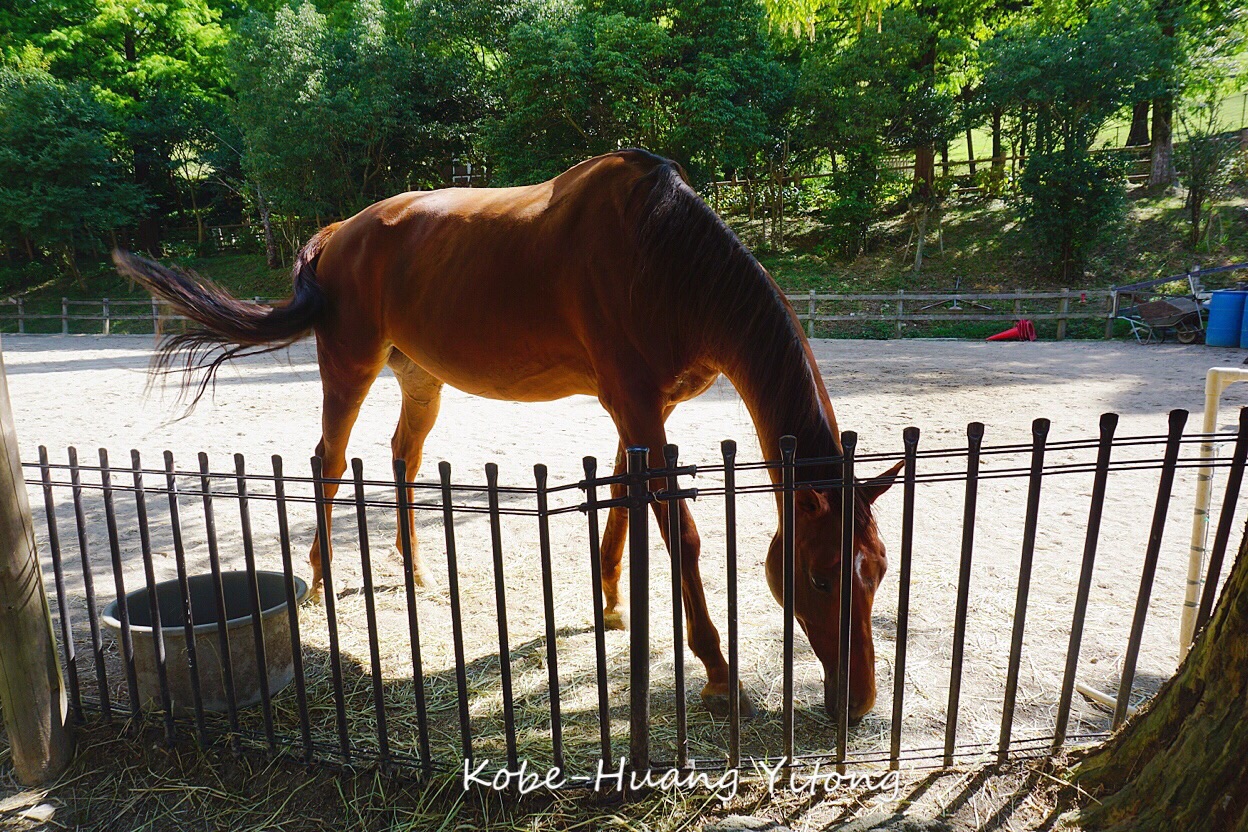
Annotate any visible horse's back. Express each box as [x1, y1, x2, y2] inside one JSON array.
[[310, 150, 680, 400]]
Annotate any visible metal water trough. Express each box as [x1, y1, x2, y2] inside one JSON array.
[[103, 571, 307, 714]]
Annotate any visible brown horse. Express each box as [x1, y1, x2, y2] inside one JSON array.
[[115, 149, 900, 721]]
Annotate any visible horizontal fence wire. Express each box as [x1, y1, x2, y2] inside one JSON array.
[[23, 431, 1241, 511], [24, 414, 1246, 790]]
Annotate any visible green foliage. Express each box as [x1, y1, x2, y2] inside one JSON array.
[[0, 67, 144, 277], [231, 0, 483, 219], [982, 3, 1163, 155], [0, 0, 1243, 276], [1177, 99, 1243, 248], [1017, 149, 1128, 281], [793, 8, 950, 254], [485, 0, 790, 185], [36, 0, 232, 240], [982, 2, 1162, 278]]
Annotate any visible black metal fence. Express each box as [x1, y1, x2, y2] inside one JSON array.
[[23, 407, 1248, 786]]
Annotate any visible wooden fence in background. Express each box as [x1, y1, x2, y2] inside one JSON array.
[[0, 290, 1115, 339]]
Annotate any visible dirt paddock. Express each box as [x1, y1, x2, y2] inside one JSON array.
[[5, 334, 1248, 783]]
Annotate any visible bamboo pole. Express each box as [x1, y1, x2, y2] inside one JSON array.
[[0, 338, 72, 784]]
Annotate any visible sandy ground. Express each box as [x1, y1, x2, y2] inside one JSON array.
[[4, 333, 1248, 777]]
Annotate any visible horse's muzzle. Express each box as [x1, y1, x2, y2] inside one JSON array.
[[823, 668, 872, 725]]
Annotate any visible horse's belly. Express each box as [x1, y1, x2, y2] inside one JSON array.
[[395, 336, 597, 403]]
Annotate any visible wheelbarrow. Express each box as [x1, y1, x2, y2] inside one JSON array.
[[1130, 296, 1206, 344]]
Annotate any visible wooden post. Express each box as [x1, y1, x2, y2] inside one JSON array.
[[807, 290, 816, 338], [151, 297, 159, 334], [102, 298, 110, 336], [0, 341, 72, 784], [1013, 291, 1022, 319], [896, 290, 905, 339], [60, 298, 68, 335], [1105, 293, 1117, 340], [16, 299, 23, 335], [1056, 289, 1070, 340]]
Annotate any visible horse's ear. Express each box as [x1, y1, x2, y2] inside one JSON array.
[[796, 486, 830, 516], [858, 461, 905, 505]]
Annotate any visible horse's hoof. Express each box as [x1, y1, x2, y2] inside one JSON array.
[[603, 609, 627, 631], [701, 682, 756, 719], [308, 583, 324, 605], [389, 544, 434, 589]]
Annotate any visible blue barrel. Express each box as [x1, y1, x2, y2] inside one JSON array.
[[1206, 290, 1247, 347], [1240, 295, 1248, 348]]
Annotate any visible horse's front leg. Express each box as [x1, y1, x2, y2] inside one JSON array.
[[602, 386, 752, 717], [652, 497, 756, 718]]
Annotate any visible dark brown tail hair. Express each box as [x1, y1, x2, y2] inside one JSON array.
[[112, 224, 334, 408]]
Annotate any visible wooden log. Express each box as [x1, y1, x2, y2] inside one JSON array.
[[0, 341, 72, 784]]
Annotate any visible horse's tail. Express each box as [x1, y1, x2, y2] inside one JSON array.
[[112, 224, 336, 407]]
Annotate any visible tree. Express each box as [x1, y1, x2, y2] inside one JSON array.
[[1073, 517, 1248, 829], [231, 0, 481, 229], [981, 3, 1160, 279], [485, 0, 789, 186], [1137, 0, 1248, 187], [793, 8, 941, 255], [0, 67, 143, 281], [35, 0, 231, 254], [1176, 99, 1241, 249]]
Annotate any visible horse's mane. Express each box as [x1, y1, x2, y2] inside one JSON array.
[[629, 152, 838, 463]]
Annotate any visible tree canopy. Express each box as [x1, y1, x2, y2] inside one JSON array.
[[0, 0, 1244, 278]]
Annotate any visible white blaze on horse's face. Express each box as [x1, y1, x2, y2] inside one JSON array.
[[764, 464, 901, 725]]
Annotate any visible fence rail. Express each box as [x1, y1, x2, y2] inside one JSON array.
[[21, 407, 1248, 788], [2, 290, 1115, 339]]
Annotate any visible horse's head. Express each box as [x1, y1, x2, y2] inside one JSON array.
[[765, 461, 902, 724]]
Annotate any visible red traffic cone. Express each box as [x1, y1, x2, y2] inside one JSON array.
[[987, 319, 1037, 341]]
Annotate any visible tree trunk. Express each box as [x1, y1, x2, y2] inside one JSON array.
[[991, 108, 1004, 170], [0, 349, 72, 785], [1074, 520, 1248, 830], [1127, 101, 1150, 147], [913, 207, 928, 275], [966, 127, 976, 176], [256, 185, 280, 270], [1148, 94, 1176, 188], [913, 146, 935, 197]]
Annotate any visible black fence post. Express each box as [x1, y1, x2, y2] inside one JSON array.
[[836, 432, 856, 774], [534, 464, 564, 773], [662, 444, 687, 770], [1053, 412, 1118, 752], [944, 422, 983, 767], [721, 440, 741, 770], [68, 447, 110, 723], [131, 450, 176, 745], [438, 461, 473, 764], [889, 427, 919, 770], [1115, 409, 1188, 728], [627, 447, 650, 777], [997, 419, 1049, 764], [780, 435, 797, 764], [1195, 407, 1248, 633]]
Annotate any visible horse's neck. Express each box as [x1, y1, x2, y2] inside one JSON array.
[[712, 297, 842, 482]]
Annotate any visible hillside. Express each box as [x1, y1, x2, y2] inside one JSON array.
[[1, 185, 1244, 340]]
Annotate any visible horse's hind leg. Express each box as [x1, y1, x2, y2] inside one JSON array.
[[308, 341, 388, 595], [388, 350, 443, 586], [599, 443, 627, 629], [600, 402, 679, 629]]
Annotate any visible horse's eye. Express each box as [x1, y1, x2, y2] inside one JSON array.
[[810, 574, 831, 593]]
